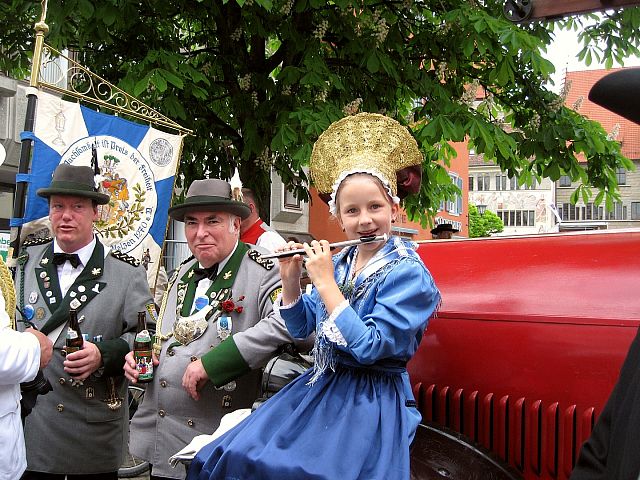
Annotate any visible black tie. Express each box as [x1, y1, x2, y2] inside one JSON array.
[[53, 253, 81, 269], [192, 264, 218, 283]]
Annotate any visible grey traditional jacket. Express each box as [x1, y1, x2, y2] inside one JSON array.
[[16, 237, 154, 475], [130, 242, 293, 479]]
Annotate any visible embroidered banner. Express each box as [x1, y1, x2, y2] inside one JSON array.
[[20, 90, 184, 288]]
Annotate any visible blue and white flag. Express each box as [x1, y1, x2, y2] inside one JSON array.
[[18, 90, 184, 287]]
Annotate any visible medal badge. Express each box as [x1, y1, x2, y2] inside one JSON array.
[[23, 305, 35, 321], [28, 291, 38, 304], [217, 315, 232, 340]]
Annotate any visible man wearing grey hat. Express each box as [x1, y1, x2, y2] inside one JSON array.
[[16, 164, 154, 479], [124, 178, 297, 480]]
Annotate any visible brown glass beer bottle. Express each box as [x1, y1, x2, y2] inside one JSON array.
[[65, 309, 83, 355], [134, 311, 153, 383]]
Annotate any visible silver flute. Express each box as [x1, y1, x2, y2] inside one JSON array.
[[260, 234, 389, 259]]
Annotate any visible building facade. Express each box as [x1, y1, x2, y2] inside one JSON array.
[[557, 68, 640, 230], [0, 74, 29, 233], [468, 153, 557, 235]]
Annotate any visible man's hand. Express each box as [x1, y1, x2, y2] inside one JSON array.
[[182, 359, 209, 401], [26, 328, 53, 369], [63, 340, 103, 380], [124, 350, 159, 383]]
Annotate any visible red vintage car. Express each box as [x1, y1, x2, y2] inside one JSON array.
[[409, 229, 640, 479]]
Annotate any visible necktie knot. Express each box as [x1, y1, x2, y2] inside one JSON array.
[[53, 252, 81, 269], [192, 264, 218, 283]]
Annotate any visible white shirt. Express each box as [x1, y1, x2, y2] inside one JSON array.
[[255, 230, 287, 252], [53, 237, 97, 297], [0, 291, 40, 480]]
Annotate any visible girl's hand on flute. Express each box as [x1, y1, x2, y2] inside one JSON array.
[[303, 240, 336, 291], [277, 241, 305, 302]]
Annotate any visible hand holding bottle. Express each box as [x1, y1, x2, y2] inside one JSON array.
[[63, 340, 103, 380]]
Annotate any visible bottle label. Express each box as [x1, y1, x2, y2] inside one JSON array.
[[134, 349, 154, 381], [135, 329, 152, 342], [65, 327, 83, 355]]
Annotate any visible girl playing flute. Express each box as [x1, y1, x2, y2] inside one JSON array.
[[187, 113, 441, 480]]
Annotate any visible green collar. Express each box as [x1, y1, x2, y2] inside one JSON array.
[[177, 242, 250, 317]]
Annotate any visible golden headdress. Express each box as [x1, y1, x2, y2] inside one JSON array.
[[309, 113, 423, 213]]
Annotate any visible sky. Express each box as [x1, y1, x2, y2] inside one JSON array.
[[545, 26, 640, 93]]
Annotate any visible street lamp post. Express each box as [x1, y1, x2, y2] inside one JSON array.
[[477, 204, 487, 216]]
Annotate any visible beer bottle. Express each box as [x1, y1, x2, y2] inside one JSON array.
[[65, 309, 83, 355], [134, 311, 153, 383]]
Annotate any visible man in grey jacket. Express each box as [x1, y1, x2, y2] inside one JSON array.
[[125, 178, 295, 480], [16, 164, 154, 479]]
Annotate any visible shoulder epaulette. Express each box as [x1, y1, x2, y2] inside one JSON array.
[[247, 249, 274, 270], [179, 255, 195, 267], [19, 237, 52, 265], [21, 236, 53, 248], [111, 250, 140, 267]]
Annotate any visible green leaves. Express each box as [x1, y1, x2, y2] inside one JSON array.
[[366, 51, 380, 73], [468, 204, 504, 238], [2, 0, 636, 224]]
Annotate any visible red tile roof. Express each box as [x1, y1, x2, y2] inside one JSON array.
[[565, 68, 640, 160]]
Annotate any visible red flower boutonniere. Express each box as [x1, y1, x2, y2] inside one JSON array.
[[219, 295, 245, 314]]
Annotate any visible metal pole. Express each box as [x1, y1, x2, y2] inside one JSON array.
[[8, 0, 48, 264]]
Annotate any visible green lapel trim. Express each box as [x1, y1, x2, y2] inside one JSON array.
[[36, 244, 62, 314], [40, 241, 106, 336], [178, 242, 250, 317]]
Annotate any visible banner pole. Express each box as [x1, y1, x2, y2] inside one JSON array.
[[8, 0, 48, 264]]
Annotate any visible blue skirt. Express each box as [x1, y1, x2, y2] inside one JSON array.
[[187, 362, 415, 480]]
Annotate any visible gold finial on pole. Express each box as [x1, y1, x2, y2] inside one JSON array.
[[30, 0, 49, 88]]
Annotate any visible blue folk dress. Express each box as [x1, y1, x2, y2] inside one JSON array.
[[187, 236, 440, 480]]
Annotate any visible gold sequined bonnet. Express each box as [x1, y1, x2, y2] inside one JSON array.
[[309, 113, 423, 211]]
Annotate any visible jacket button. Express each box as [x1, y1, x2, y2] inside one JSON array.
[[187, 419, 194, 427], [159, 409, 166, 417], [58, 377, 66, 385], [160, 380, 167, 388], [190, 356, 198, 362], [56, 404, 64, 412], [168, 350, 175, 357]]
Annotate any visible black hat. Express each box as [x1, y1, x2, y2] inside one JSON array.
[[168, 179, 251, 222], [588, 68, 640, 125], [37, 164, 110, 204], [430, 223, 459, 235]]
